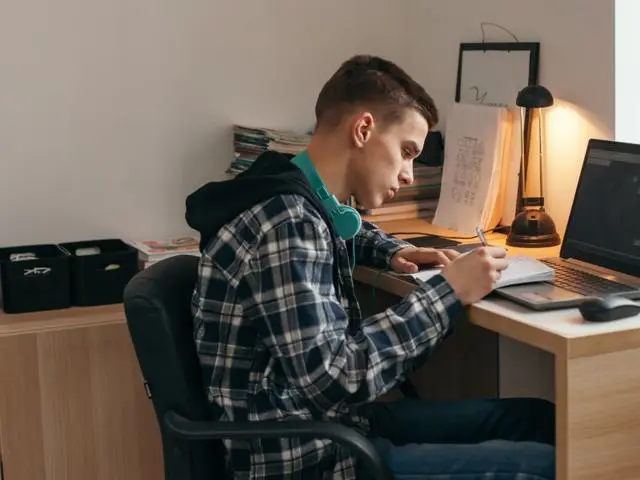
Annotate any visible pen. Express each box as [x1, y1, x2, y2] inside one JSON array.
[[475, 226, 488, 246]]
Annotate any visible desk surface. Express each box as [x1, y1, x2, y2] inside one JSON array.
[[356, 219, 640, 359]]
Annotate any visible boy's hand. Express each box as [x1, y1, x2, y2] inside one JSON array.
[[441, 247, 509, 305], [390, 247, 460, 274]]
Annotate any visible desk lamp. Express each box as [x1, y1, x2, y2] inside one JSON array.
[[506, 85, 561, 248]]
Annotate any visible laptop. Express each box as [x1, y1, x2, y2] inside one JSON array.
[[495, 139, 640, 311]]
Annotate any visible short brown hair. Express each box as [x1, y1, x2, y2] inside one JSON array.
[[314, 54, 438, 130]]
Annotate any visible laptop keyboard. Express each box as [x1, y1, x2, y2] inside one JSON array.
[[541, 258, 636, 296]]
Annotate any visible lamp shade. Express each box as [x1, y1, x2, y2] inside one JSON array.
[[516, 85, 554, 108]]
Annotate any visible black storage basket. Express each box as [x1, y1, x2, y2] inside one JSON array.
[[0, 244, 71, 314], [59, 239, 139, 306]]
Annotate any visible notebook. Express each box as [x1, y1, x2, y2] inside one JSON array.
[[432, 102, 514, 235], [401, 255, 555, 290]]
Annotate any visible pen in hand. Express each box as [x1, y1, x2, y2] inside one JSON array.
[[475, 226, 488, 246], [475, 226, 509, 275]]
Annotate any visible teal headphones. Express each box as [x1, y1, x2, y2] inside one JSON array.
[[291, 151, 362, 241]]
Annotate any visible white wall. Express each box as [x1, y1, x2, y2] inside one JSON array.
[[615, 0, 640, 142], [0, 0, 615, 244], [0, 0, 410, 247], [407, 0, 614, 236]]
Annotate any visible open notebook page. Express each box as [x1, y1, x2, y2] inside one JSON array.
[[401, 255, 555, 289]]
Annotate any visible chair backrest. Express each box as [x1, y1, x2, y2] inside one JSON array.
[[123, 255, 225, 480]]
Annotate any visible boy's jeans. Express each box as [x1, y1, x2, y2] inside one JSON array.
[[360, 397, 555, 479]]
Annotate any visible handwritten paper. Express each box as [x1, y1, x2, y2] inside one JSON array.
[[433, 103, 513, 234]]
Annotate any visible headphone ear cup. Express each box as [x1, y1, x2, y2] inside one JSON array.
[[332, 205, 362, 241], [291, 151, 362, 240]]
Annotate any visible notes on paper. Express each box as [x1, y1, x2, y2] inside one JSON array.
[[433, 103, 514, 235]]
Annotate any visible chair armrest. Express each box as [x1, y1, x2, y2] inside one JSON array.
[[164, 411, 393, 480]]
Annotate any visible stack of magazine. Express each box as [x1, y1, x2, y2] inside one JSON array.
[[227, 124, 311, 175]]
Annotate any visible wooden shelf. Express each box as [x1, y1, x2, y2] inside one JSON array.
[[0, 304, 125, 337]]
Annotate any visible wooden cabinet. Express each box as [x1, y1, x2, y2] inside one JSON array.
[[0, 306, 163, 480]]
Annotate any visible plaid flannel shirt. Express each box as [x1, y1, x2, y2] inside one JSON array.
[[191, 194, 464, 479]]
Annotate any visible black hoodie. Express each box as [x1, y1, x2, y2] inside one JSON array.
[[185, 150, 344, 295]]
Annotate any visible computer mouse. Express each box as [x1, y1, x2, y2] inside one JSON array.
[[579, 296, 640, 322]]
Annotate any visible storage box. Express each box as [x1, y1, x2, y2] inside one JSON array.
[[59, 239, 139, 306], [0, 244, 71, 314]]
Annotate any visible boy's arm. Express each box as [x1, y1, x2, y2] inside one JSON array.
[[242, 218, 464, 415], [351, 220, 414, 269]]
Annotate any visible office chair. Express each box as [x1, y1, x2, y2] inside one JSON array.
[[123, 254, 393, 480]]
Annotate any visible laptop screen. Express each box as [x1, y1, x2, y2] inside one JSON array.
[[561, 139, 640, 278]]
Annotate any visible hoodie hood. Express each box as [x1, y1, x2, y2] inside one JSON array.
[[185, 150, 336, 252]]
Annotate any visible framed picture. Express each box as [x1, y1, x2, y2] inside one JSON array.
[[455, 42, 540, 108]]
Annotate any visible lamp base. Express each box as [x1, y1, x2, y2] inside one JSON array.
[[506, 209, 561, 248]]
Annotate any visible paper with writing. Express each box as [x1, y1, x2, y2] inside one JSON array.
[[433, 102, 513, 234]]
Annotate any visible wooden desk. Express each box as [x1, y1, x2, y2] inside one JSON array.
[[0, 305, 163, 480], [355, 219, 640, 480]]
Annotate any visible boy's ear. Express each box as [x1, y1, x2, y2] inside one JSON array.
[[351, 112, 375, 148]]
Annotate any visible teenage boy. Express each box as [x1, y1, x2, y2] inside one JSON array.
[[186, 54, 555, 479]]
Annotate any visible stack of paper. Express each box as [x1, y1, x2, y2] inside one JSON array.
[[124, 236, 201, 270], [227, 124, 311, 175], [357, 164, 443, 222], [433, 102, 514, 235]]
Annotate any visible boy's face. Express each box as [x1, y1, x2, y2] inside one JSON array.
[[348, 109, 429, 210]]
